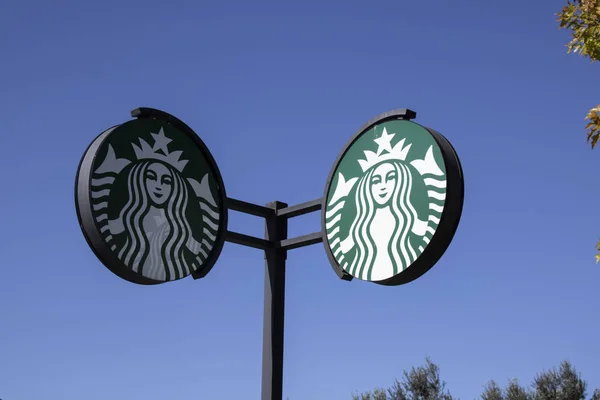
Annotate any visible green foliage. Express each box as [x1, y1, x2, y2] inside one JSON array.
[[533, 361, 587, 400], [482, 381, 504, 400], [558, 0, 600, 61], [480, 379, 532, 400], [353, 357, 454, 400], [352, 388, 388, 400], [557, 0, 600, 259], [353, 359, 598, 400], [585, 106, 600, 151], [389, 357, 454, 400], [557, 0, 600, 150], [505, 380, 531, 400]]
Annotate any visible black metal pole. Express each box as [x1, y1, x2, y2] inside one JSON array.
[[223, 197, 324, 399], [262, 201, 288, 400]]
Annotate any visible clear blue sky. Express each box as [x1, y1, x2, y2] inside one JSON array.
[[1, 0, 599, 399]]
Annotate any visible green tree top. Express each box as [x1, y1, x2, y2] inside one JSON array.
[[353, 359, 598, 400]]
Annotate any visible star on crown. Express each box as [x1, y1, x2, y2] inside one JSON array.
[[132, 127, 189, 172], [357, 127, 412, 172]]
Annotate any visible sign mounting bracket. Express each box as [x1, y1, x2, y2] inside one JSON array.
[[218, 196, 325, 400]]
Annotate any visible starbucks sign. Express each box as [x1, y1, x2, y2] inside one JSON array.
[[74, 107, 463, 400], [322, 110, 463, 285], [75, 109, 227, 284]]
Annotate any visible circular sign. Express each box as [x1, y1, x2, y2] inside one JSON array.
[[322, 110, 464, 286], [75, 108, 228, 285]]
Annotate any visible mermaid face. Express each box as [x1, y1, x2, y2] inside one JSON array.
[[145, 162, 173, 206], [370, 162, 397, 206]]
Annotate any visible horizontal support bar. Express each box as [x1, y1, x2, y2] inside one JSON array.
[[277, 198, 322, 219], [226, 230, 272, 250], [225, 230, 324, 251], [278, 231, 323, 251], [226, 198, 274, 218]]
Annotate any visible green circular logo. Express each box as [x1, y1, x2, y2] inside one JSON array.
[[322, 113, 463, 285], [76, 114, 227, 284]]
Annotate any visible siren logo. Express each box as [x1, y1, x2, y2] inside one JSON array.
[[88, 122, 221, 282], [324, 120, 447, 282]]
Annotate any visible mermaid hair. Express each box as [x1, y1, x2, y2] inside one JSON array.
[[347, 161, 420, 280]]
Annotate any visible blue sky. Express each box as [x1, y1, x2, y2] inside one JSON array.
[[1, 0, 599, 399]]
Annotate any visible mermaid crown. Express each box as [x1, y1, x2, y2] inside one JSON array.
[[132, 127, 189, 172], [357, 127, 412, 172]]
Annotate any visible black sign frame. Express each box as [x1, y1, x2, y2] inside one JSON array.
[[74, 107, 228, 285], [320, 109, 465, 286]]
